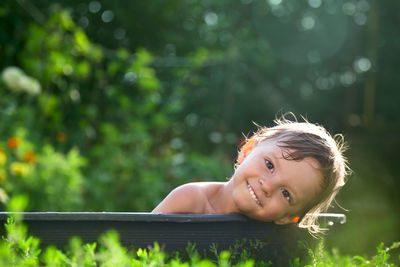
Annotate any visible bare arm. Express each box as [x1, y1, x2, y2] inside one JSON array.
[[152, 183, 205, 213]]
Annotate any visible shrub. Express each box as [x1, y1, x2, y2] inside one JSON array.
[[0, 130, 85, 211]]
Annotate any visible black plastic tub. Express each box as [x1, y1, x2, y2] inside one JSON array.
[[0, 212, 345, 265]]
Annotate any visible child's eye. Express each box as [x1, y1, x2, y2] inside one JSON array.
[[281, 188, 291, 202], [265, 160, 274, 172]]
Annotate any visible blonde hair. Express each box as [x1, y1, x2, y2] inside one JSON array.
[[237, 116, 349, 235]]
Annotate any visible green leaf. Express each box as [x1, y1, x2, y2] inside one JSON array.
[[74, 30, 92, 55]]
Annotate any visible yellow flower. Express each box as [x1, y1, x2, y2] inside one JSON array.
[[0, 150, 6, 165], [0, 169, 6, 183], [10, 162, 30, 177]]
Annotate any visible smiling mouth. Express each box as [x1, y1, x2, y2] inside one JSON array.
[[247, 181, 262, 207]]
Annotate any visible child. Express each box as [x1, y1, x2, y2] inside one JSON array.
[[152, 117, 349, 234]]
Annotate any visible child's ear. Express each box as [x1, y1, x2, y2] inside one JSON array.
[[274, 216, 300, 225], [237, 139, 256, 165]]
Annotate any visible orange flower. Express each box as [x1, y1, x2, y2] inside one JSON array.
[[237, 139, 256, 165], [291, 216, 300, 223], [7, 137, 20, 149], [24, 151, 37, 164], [57, 132, 67, 142]]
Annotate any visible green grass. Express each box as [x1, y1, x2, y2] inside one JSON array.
[[1, 216, 399, 267]]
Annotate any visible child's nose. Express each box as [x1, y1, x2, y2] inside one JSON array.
[[258, 178, 277, 197]]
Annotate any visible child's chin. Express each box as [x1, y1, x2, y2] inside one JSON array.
[[244, 212, 269, 222]]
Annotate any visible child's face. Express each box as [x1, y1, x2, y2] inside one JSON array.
[[231, 139, 323, 224]]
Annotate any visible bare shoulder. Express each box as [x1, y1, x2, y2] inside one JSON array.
[[152, 183, 206, 213]]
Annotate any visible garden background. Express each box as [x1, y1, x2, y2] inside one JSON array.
[[0, 0, 399, 259]]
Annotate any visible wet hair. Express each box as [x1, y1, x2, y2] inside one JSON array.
[[236, 115, 349, 235]]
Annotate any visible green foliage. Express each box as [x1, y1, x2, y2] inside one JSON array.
[[31, 145, 85, 210], [1, 212, 41, 266], [299, 240, 400, 267], [0, 131, 85, 211], [0, 4, 231, 212], [0, 210, 399, 266]]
